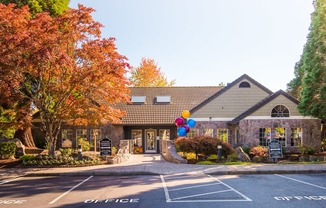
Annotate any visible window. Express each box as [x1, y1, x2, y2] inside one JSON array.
[[62, 129, 73, 148], [271, 105, 290, 117], [275, 128, 286, 146], [76, 129, 87, 141], [156, 96, 171, 103], [132, 130, 142, 147], [239, 81, 251, 88], [217, 128, 228, 142], [131, 96, 146, 104], [259, 128, 271, 146], [188, 128, 199, 138], [90, 129, 101, 151], [291, 128, 302, 147], [159, 129, 170, 140], [203, 128, 214, 137]]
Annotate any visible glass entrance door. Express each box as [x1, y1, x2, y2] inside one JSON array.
[[145, 129, 156, 153]]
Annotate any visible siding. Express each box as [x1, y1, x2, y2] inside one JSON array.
[[250, 94, 301, 117], [192, 79, 270, 118]]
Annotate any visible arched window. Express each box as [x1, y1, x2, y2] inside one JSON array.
[[271, 105, 290, 117], [239, 81, 251, 88]]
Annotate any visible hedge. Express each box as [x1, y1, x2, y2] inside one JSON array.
[[175, 135, 234, 158], [0, 141, 16, 159]]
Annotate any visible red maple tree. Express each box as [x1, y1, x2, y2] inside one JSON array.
[[0, 4, 130, 155]]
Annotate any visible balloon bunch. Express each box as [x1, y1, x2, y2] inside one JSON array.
[[175, 110, 196, 137]]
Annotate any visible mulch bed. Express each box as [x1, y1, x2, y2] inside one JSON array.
[[0, 159, 22, 168]]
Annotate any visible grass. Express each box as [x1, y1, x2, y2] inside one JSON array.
[[196, 161, 252, 165]]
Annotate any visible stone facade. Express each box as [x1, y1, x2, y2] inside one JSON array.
[[238, 119, 321, 152], [100, 124, 124, 148]]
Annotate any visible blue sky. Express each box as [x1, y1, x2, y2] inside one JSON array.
[[69, 0, 314, 92]]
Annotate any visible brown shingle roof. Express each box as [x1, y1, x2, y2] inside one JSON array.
[[117, 86, 222, 125]]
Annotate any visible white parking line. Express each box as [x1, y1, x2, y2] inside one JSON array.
[[208, 175, 252, 202], [0, 177, 22, 185], [172, 189, 233, 201], [160, 175, 172, 202], [160, 174, 252, 203], [49, 176, 93, 205], [275, 174, 326, 190], [169, 182, 221, 192]]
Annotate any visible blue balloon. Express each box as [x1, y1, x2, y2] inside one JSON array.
[[187, 119, 196, 128], [177, 126, 187, 137]]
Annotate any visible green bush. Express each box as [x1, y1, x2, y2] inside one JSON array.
[[242, 146, 250, 155], [0, 141, 16, 159], [299, 145, 316, 155], [59, 148, 72, 157], [227, 153, 239, 162], [19, 154, 36, 162], [77, 138, 91, 151]]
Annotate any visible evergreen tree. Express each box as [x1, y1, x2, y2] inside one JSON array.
[[288, 0, 326, 119]]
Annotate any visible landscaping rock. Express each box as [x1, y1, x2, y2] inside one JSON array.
[[235, 147, 251, 162]]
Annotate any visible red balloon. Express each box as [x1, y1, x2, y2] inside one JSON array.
[[175, 117, 184, 126]]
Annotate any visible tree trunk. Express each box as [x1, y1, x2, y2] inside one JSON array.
[[322, 122, 326, 139], [48, 141, 56, 157], [14, 126, 36, 148]]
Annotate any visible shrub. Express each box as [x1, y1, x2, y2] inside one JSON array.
[[77, 138, 91, 151], [0, 141, 16, 159], [19, 154, 36, 162], [252, 155, 262, 163], [299, 145, 316, 155], [175, 135, 235, 158], [112, 146, 118, 155], [175, 137, 193, 153], [250, 146, 268, 157], [59, 148, 72, 157], [242, 146, 250, 155], [227, 153, 239, 162]]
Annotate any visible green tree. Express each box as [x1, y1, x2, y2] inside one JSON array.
[[0, 0, 69, 16], [287, 0, 326, 119], [287, 59, 303, 99], [129, 58, 176, 87]]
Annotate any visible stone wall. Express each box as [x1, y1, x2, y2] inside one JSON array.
[[101, 124, 124, 148], [238, 119, 321, 151]]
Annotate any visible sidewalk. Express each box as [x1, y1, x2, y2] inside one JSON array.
[[1, 154, 326, 180]]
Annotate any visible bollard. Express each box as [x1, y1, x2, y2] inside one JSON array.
[[217, 145, 223, 162], [78, 145, 83, 160]]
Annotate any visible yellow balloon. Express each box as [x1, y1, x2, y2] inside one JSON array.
[[182, 110, 190, 118]]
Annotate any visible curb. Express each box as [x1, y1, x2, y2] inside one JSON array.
[[24, 171, 159, 177], [205, 169, 326, 175], [22, 169, 326, 177]]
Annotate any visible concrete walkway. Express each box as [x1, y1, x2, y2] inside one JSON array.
[[1, 154, 326, 180]]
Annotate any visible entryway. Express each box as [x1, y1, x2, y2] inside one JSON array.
[[145, 129, 157, 153]]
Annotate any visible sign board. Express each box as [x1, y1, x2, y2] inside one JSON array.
[[268, 139, 282, 159], [100, 137, 112, 157]]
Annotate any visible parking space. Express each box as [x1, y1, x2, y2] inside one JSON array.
[[0, 174, 325, 208], [160, 174, 252, 202]]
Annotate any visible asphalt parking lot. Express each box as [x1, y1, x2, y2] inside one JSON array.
[[0, 174, 325, 208]]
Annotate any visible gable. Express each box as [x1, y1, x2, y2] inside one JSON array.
[[249, 94, 301, 117], [230, 90, 309, 124], [191, 75, 272, 119]]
